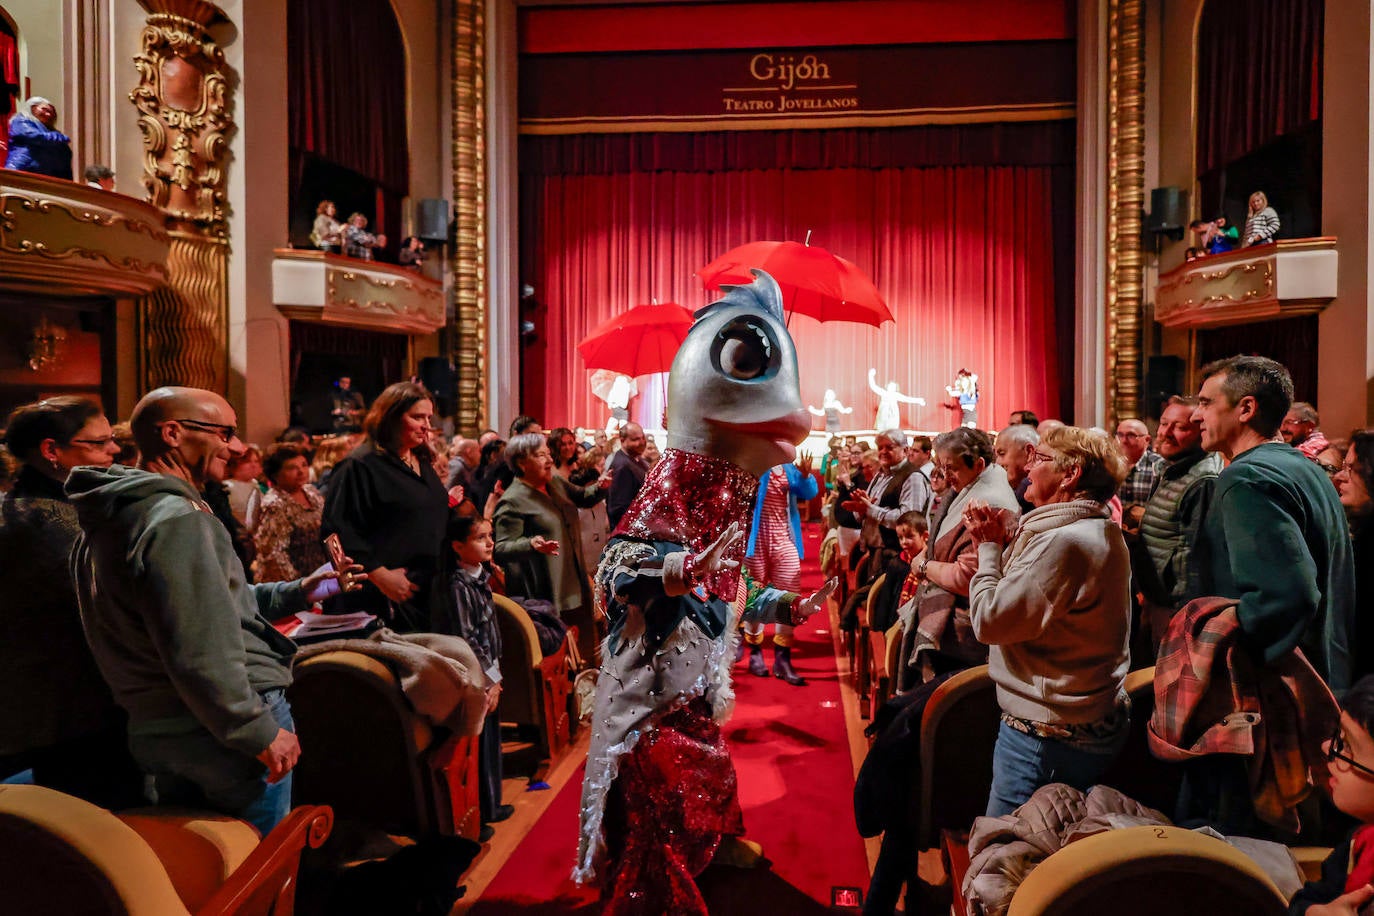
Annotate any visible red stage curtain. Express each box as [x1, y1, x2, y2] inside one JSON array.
[[286, 0, 409, 194], [1196, 0, 1323, 176], [520, 131, 1071, 432]]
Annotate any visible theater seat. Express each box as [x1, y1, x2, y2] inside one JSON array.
[[0, 783, 331, 915], [1097, 666, 1183, 814], [288, 651, 481, 841], [493, 594, 572, 761], [1006, 824, 1287, 915]]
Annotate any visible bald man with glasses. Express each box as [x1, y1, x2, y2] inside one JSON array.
[[67, 387, 355, 835]]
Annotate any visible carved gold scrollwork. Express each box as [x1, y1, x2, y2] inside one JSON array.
[[130, 0, 231, 236]]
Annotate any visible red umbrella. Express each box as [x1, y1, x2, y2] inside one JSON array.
[[697, 238, 893, 327], [576, 301, 695, 377]]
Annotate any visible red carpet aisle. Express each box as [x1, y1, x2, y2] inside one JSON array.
[[468, 523, 868, 913]]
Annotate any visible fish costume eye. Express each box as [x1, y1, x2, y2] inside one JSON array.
[[712, 317, 778, 382]]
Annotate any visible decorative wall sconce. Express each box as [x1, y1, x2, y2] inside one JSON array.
[[26, 317, 68, 371]]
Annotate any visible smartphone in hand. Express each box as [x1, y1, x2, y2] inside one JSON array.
[[323, 533, 352, 591]]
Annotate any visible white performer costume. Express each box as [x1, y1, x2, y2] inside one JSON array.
[[807, 389, 854, 435], [867, 369, 925, 431]]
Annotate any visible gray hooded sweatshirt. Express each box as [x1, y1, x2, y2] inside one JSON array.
[[67, 464, 307, 757]]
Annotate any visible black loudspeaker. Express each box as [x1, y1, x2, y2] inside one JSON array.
[[419, 357, 456, 406], [1144, 355, 1186, 419], [1146, 187, 1186, 237], [417, 199, 450, 242]]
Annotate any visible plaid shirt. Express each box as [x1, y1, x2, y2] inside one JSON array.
[[1118, 448, 1165, 507], [1148, 596, 1339, 832]]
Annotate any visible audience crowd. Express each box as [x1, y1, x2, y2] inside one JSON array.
[[3, 352, 1374, 915]]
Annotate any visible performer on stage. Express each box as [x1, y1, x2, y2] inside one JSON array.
[[743, 456, 819, 686], [945, 368, 980, 428], [575, 271, 826, 916], [807, 389, 854, 436], [868, 369, 925, 431]]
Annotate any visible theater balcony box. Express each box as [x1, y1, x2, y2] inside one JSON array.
[[0, 171, 170, 299], [1154, 238, 1338, 329], [271, 249, 445, 335], [0, 171, 171, 416]]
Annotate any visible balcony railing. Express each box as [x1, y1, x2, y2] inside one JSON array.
[[1154, 237, 1338, 329], [272, 249, 445, 334], [0, 170, 171, 298]]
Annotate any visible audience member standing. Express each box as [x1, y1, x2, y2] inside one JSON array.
[[310, 200, 343, 252], [322, 382, 449, 632], [447, 436, 480, 491], [252, 443, 327, 584], [68, 387, 347, 836], [493, 433, 608, 665], [343, 212, 386, 260], [1184, 356, 1355, 834], [1115, 418, 1164, 529], [0, 397, 140, 808], [966, 426, 1132, 816], [606, 422, 649, 529], [1335, 431, 1374, 682], [898, 427, 1020, 688], [1280, 401, 1329, 461], [4, 97, 72, 179], [1133, 396, 1222, 653], [842, 429, 932, 581], [994, 424, 1039, 514]]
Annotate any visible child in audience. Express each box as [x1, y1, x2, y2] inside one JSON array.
[[437, 514, 513, 841], [1289, 674, 1374, 914], [869, 510, 930, 634]]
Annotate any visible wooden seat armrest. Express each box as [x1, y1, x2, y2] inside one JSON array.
[[942, 829, 972, 916], [195, 805, 333, 916], [1289, 846, 1333, 884]]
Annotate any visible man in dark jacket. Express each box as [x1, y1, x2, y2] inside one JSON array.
[[606, 422, 649, 529], [69, 387, 346, 835]]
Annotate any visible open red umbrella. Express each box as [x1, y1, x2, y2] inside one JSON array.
[[697, 238, 893, 327], [576, 301, 695, 377]]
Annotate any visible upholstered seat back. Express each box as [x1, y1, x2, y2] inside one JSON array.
[[0, 784, 192, 916], [918, 664, 1000, 849]]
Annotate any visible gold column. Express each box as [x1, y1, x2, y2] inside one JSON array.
[[451, 0, 487, 434], [1105, 0, 1146, 423], [130, 0, 232, 393]]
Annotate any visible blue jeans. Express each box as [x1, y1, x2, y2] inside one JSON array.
[[128, 689, 293, 837], [986, 720, 1127, 817]]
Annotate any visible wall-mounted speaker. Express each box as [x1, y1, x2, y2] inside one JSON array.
[[417, 199, 450, 242]]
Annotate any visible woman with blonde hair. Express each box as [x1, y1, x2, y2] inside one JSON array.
[[1242, 190, 1281, 247], [963, 425, 1132, 816]]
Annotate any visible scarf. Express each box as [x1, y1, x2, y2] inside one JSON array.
[[1002, 499, 1110, 566]]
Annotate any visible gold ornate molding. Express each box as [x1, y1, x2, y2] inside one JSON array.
[[1155, 237, 1338, 329], [139, 232, 229, 391], [130, 0, 231, 235], [452, 0, 487, 434], [130, 0, 233, 394], [0, 170, 171, 297], [272, 250, 446, 335], [1105, 0, 1145, 423]]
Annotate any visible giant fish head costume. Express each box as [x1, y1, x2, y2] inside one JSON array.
[[666, 269, 811, 478], [612, 270, 810, 595]]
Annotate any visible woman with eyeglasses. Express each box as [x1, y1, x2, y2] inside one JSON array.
[[322, 382, 448, 632], [492, 432, 609, 666], [1334, 431, 1374, 682], [963, 425, 1132, 816], [0, 397, 141, 807], [1289, 675, 1374, 914]]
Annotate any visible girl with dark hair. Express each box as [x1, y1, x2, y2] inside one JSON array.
[[0, 397, 140, 807], [548, 427, 578, 479], [1336, 430, 1374, 680], [322, 382, 448, 630]]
